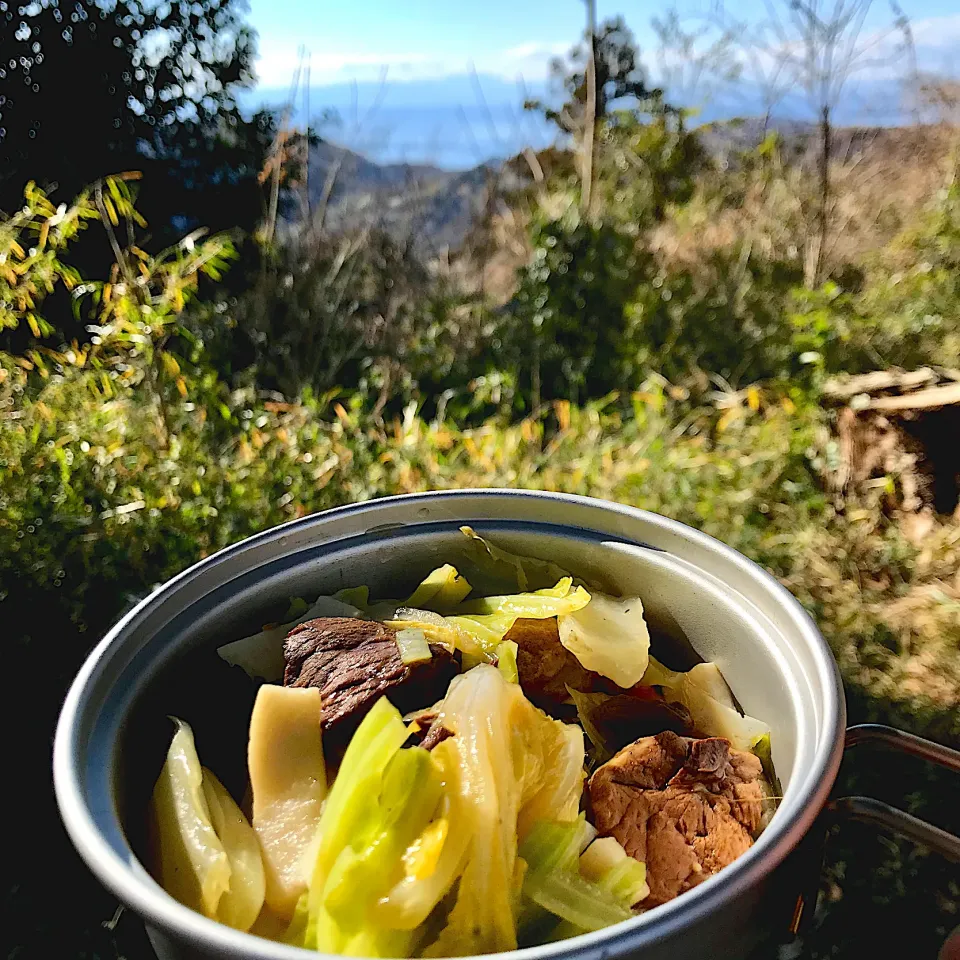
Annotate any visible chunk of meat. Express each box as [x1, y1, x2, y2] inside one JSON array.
[[419, 721, 455, 751], [283, 618, 459, 746], [588, 731, 764, 906], [406, 710, 455, 751], [583, 693, 693, 754], [509, 617, 591, 715]]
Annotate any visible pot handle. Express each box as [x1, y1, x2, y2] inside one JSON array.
[[788, 724, 960, 941], [828, 723, 960, 863]]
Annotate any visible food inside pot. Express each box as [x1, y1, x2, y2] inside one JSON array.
[[147, 528, 780, 956]]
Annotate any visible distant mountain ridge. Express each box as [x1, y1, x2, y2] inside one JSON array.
[[309, 140, 444, 192], [298, 118, 925, 254], [298, 139, 509, 253]]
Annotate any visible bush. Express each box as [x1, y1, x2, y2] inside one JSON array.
[[507, 203, 644, 407], [226, 230, 469, 409], [596, 108, 707, 224]]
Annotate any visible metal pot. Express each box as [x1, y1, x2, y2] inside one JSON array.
[[53, 491, 960, 960]]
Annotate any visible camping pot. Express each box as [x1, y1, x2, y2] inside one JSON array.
[[53, 490, 960, 960]]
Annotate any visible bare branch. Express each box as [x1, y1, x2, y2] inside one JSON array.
[[581, 0, 598, 216]]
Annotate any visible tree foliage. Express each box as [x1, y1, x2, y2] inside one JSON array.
[[526, 15, 663, 135], [0, 0, 273, 239]]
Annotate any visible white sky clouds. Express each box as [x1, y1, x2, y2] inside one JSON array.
[[252, 13, 960, 93], [253, 39, 570, 89]]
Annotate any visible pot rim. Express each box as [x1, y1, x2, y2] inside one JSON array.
[[53, 489, 846, 960]]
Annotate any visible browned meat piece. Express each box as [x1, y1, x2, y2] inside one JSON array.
[[419, 721, 455, 750], [283, 618, 459, 744], [588, 731, 764, 906], [406, 710, 455, 751], [580, 693, 693, 755], [509, 617, 591, 715]]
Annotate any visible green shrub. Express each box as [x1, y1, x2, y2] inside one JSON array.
[[225, 230, 470, 407], [507, 202, 644, 407]]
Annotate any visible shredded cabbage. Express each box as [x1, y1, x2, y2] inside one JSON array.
[[395, 628, 433, 665], [405, 564, 473, 610], [335, 585, 371, 610], [397, 579, 590, 661], [390, 609, 487, 666], [458, 526, 572, 592], [496, 640, 519, 684]]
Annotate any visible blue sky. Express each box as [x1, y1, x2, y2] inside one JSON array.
[[243, 0, 960, 167], [247, 0, 960, 91]]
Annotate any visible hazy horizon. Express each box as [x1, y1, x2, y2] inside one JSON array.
[[243, 69, 921, 170]]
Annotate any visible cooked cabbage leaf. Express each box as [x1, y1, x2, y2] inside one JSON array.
[[519, 819, 633, 934], [405, 564, 473, 610], [372, 783, 470, 932], [335, 586, 371, 610], [303, 697, 411, 952], [149, 719, 264, 931], [419, 667, 527, 956], [323, 746, 443, 940], [150, 719, 230, 919], [458, 526, 572, 593], [201, 768, 266, 931], [513, 711, 585, 839], [753, 731, 782, 798], [565, 687, 612, 762], [496, 640, 519, 684], [557, 594, 650, 688], [343, 566, 472, 626], [641, 658, 771, 752], [519, 816, 596, 875], [406, 665, 586, 957]]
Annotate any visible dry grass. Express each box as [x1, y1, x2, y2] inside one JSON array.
[[654, 124, 957, 275], [457, 124, 957, 304]]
